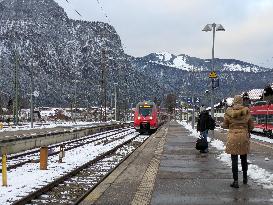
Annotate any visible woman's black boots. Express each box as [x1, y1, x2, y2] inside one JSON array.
[[231, 155, 248, 188], [230, 180, 239, 188], [243, 172, 248, 184], [241, 155, 248, 185], [231, 155, 239, 188]]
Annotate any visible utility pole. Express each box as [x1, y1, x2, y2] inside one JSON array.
[[13, 52, 19, 126], [191, 96, 195, 130], [100, 49, 107, 122], [30, 65, 34, 128], [73, 80, 77, 123], [190, 66, 196, 130], [70, 98, 73, 122], [131, 102, 133, 121], [114, 83, 118, 121], [180, 102, 182, 121], [125, 99, 129, 122]]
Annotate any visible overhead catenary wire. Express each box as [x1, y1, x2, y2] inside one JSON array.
[[62, 0, 83, 19], [62, 0, 112, 23], [95, 0, 128, 52], [62, 0, 130, 117], [96, 0, 111, 25]]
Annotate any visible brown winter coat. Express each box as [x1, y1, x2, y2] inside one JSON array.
[[222, 96, 254, 155]]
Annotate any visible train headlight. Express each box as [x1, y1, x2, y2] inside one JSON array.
[[150, 116, 153, 120], [138, 116, 141, 120]]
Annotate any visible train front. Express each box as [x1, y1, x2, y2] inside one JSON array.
[[134, 101, 158, 134]]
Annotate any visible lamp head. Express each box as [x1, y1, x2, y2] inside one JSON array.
[[202, 24, 212, 32], [216, 24, 225, 31]]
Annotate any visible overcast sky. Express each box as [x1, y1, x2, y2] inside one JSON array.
[[55, 0, 273, 68]]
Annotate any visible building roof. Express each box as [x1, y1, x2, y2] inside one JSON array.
[[226, 97, 234, 106], [247, 89, 264, 100]]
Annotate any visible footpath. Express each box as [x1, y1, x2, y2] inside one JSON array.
[[80, 121, 273, 205]]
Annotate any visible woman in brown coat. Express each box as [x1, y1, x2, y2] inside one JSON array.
[[222, 95, 254, 188]]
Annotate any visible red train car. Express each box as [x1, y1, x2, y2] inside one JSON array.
[[250, 102, 273, 137], [134, 101, 159, 134]]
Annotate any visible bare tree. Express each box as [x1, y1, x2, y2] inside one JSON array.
[[165, 94, 176, 113]]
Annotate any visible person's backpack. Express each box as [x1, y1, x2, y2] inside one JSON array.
[[208, 116, 215, 130], [195, 137, 208, 151]]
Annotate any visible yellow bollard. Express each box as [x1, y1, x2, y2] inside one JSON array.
[[2, 153, 7, 186], [0, 122, 3, 129], [40, 147, 48, 170]]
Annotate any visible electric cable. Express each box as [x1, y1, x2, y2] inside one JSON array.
[[61, 0, 83, 19]]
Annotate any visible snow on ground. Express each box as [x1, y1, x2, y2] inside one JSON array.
[[251, 133, 273, 144], [0, 129, 125, 168], [0, 129, 140, 205], [178, 121, 273, 191], [0, 121, 104, 133]]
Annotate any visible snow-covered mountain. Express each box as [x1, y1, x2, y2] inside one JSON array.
[[0, 0, 159, 107], [132, 53, 273, 105], [0, 0, 272, 109], [141, 52, 270, 73]]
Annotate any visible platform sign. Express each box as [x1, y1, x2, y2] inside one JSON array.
[[195, 97, 200, 104], [212, 78, 220, 89], [181, 97, 187, 103], [209, 71, 217, 78], [33, 90, 39, 97], [140, 105, 152, 108], [181, 97, 201, 105]]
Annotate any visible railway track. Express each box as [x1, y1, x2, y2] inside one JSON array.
[[0, 127, 132, 172], [11, 133, 148, 205]]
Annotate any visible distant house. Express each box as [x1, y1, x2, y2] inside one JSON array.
[[246, 89, 264, 101], [40, 110, 55, 119]]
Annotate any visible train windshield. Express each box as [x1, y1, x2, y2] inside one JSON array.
[[139, 105, 153, 116]]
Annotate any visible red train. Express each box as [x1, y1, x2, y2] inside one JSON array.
[[133, 101, 160, 134], [250, 102, 273, 137]]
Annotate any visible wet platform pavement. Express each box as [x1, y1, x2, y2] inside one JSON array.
[[81, 121, 273, 205]]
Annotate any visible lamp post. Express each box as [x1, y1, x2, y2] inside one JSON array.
[[202, 23, 225, 119]]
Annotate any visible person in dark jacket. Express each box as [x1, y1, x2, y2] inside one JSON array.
[[222, 95, 254, 188], [197, 106, 215, 153]]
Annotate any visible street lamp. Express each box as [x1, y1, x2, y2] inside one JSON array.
[[202, 23, 225, 119]]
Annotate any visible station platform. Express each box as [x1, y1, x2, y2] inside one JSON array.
[[80, 121, 273, 205]]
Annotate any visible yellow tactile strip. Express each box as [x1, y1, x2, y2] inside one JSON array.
[[131, 127, 168, 205]]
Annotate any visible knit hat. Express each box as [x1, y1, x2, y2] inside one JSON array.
[[233, 95, 243, 105], [200, 106, 206, 112]]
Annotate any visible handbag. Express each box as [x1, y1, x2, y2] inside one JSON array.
[[195, 136, 208, 151]]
